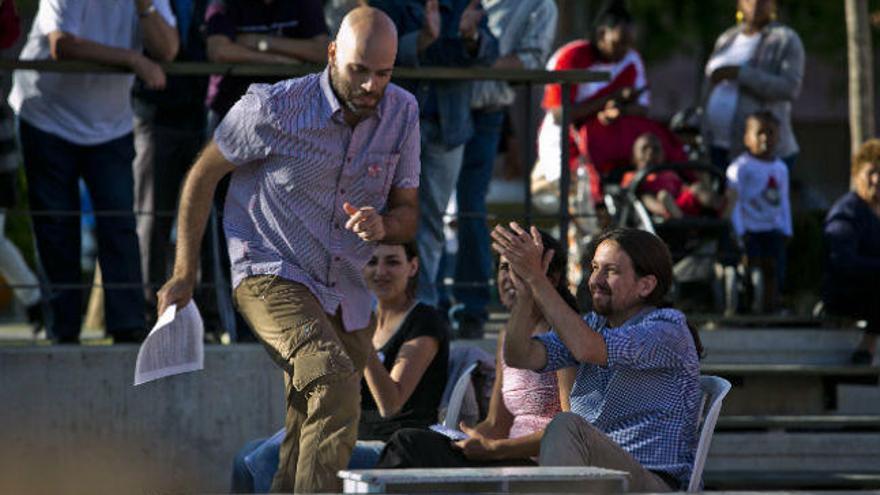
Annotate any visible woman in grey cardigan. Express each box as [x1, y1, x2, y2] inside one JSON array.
[[701, 0, 804, 171]]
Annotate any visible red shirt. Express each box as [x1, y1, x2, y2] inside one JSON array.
[[540, 40, 686, 201]]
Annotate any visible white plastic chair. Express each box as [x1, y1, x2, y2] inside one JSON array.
[[687, 375, 732, 492], [442, 362, 478, 429]]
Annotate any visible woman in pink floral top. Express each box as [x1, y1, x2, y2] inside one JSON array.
[[376, 231, 578, 467]]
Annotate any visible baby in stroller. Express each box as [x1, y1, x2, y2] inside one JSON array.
[[621, 133, 730, 220]]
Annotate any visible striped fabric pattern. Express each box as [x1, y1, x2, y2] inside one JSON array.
[[535, 307, 702, 488], [215, 68, 420, 331]]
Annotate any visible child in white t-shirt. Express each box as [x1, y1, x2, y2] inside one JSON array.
[[726, 111, 792, 313]]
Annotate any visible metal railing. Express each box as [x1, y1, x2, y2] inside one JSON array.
[[0, 59, 607, 336]]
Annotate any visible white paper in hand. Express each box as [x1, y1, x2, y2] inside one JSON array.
[[134, 301, 204, 386]]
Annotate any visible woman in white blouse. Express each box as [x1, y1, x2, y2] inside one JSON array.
[[701, 0, 804, 172]]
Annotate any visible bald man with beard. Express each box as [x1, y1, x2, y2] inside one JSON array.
[[157, 8, 420, 492]]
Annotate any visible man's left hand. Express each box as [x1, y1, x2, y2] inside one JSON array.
[[343, 202, 385, 242]]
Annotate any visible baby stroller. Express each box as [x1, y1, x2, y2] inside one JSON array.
[[611, 161, 737, 312]]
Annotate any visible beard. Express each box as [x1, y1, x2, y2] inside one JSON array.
[[329, 63, 383, 120], [590, 283, 613, 316]]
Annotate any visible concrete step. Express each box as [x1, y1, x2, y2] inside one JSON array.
[[702, 364, 879, 415], [717, 414, 880, 431], [699, 327, 866, 365], [706, 432, 880, 472], [703, 471, 880, 490], [838, 384, 880, 414]]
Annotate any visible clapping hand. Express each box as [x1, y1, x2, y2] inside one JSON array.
[[490, 222, 552, 285], [458, 0, 484, 41]]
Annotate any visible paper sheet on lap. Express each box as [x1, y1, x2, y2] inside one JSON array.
[[429, 423, 469, 441]]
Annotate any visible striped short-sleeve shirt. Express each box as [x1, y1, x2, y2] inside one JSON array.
[[214, 68, 421, 331], [535, 307, 702, 488]]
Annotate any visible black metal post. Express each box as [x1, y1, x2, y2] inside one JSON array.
[[524, 83, 535, 228], [559, 83, 572, 281]]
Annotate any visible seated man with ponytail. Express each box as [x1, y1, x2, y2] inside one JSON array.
[[491, 226, 702, 493]]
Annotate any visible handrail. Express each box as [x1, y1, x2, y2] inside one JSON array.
[[0, 59, 609, 84], [0, 58, 608, 328]]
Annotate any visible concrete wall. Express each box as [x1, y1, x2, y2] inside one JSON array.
[[0, 345, 284, 495]]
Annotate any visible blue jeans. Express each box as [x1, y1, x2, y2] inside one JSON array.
[[745, 229, 787, 292], [231, 429, 385, 493], [19, 119, 145, 341], [416, 118, 465, 306], [452, 109, 505, 323]]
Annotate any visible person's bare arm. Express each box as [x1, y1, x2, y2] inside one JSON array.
[[526, 266, 607, 366], [502, 284, 548, 371], [456, 341, 576, 461], [363, 336, 440, 417], [469, 336, 515, 440], [236, 33, 329, 63], [382, 187, 419, 241], [206, 34, 300, 64], [135, 0, 179, 61], [456, 427, 545, 461], [551, 87, 645, 124], [156, 142, 235, 314], [556, 367, 576, 412], [47, 30, 167, 89], [492, 54, 523, 70]]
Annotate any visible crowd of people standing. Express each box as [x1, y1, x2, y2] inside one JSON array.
[[1, 0, 878, 493]]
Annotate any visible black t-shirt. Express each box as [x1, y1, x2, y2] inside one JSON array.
[[204, 0, 328, 118], [358, 303, 450, 441]]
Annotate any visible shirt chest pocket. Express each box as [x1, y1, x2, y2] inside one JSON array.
[[360, 152, 400, 202]]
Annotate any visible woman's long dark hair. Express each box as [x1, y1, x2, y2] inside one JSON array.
[[536, 229, 580, 314]]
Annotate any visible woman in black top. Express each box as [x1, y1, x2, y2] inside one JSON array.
[[232, 241, 449, 492], [359, 242, 450, 440]]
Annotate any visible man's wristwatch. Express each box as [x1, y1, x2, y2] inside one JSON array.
[[257, 37, 270, 53], [138, 3, 157, 18]]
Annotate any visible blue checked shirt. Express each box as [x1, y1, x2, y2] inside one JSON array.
[[535, 307, 701, 488], [214, 68, 421, 331]]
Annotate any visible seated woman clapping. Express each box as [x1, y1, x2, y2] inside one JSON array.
[[376, 231, 577, 468], [231, 241, 450, 492]]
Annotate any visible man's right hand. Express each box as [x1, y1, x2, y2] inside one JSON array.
[[131, 53, 166, 90], [156, 276, 195, 317]]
